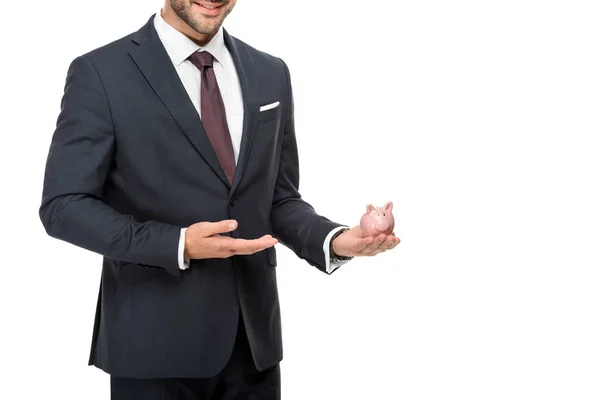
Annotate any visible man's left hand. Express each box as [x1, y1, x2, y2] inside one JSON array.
[[332, 226, 400, 258]]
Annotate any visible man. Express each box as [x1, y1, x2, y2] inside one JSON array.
[[39, 0, 400, 398]]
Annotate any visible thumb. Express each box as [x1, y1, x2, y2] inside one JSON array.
[[204, 219, 238, 236]]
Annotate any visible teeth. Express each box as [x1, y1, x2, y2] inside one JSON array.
[[201, 4, 217, 9]]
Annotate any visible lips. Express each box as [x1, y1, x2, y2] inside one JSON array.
[[194, 1, 224, 15]]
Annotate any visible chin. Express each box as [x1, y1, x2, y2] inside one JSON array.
[[191, 21, 220, 35]]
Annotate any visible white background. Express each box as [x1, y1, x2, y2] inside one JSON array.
[[1, 0, 599, 399]]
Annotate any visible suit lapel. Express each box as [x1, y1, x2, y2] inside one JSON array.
[[128, 15, 231, 188], [224, 31, 260, 195]]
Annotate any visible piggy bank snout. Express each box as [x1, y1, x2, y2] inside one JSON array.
[[376, 220, 390, 231]]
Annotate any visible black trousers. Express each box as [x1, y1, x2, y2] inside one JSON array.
[[110, 314, 280, 400]]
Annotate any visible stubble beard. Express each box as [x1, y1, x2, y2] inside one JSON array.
[[170, 0, 233, 36]]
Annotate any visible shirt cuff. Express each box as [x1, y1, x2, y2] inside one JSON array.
[[323, 226, 351, 274], [178, 228, 190, 270]]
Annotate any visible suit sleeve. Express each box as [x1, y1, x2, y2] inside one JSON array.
[[270, 59, 344, 273], [39, 55, 182, 276]]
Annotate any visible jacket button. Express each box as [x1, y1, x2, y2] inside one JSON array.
[[230, 198, 238, 207]]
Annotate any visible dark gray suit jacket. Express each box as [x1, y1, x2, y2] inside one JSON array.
[[39, 14, 342, 379]]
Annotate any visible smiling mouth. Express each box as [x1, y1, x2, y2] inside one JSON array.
[[195, 2, 224, 12]]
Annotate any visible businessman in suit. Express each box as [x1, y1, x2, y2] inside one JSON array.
[[39, 0, 400, 398]]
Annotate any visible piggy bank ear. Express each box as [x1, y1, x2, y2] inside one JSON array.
[[366, 204, 376, 213], [384, 201, 393, 212]]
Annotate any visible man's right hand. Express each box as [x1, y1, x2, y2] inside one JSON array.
[[184, 220, 278, 260]]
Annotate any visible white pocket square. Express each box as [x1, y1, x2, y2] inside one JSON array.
[[259, 101, 280, 112]]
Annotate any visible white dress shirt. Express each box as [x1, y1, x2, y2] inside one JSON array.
[[153, 12, 348, 273]]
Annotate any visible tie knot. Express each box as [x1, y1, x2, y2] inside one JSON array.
[[189, 51, 215, 69]]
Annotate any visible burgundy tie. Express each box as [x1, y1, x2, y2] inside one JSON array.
[[188, 51, 236, 184]]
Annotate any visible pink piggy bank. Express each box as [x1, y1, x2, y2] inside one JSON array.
[[360, 201, 395, 237]]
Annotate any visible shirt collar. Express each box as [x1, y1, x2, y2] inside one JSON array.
[[153, 11, 227, 67]]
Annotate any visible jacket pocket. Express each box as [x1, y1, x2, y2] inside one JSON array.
[[116, 261, 164, 287], [258, 104, 281, 123]]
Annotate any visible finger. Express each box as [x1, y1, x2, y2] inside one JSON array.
[[252, 235, 278, 250], [362, 234, 387, 255], [356, 237, 379, 255], [379, 236, 398, 251], [229, 236, 278, 255], [358, 244, 378, 256], [355, 237, 375, 253], [384, 237, 401, 251], [204, 219, 238, 236], [368, 235, 387, 252]]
